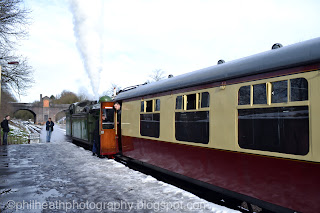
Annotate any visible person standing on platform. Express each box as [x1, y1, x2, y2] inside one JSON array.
[[46, 118, 54, 142], [92, 115, 105, 156], [1, 115, 11, 145]]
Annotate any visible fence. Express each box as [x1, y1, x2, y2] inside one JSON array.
[[0, 133, 40, 145]]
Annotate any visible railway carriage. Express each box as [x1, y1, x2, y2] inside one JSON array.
[[113, 37, 320, 212]]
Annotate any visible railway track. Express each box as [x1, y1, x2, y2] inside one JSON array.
[[25, 124, 42, 133], [9, 120, 42, 143]]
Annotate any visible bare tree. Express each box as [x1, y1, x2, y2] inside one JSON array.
[[0, 88, 16, 119], [104, 82, 122, 98], [0, 0, 31, 49], [0, 0, 33, 98], [1, 55, 33, 99], [149, 69, 165, 82]]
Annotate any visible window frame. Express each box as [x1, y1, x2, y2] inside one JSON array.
[[238, 77, 309, 107], [175, 92, 210, 112], [237, 76, 310, 156], [155, 99, 161, 111], [146, 100, 153, 112], [174, 91, 210, 144], [200, 92, 210, 108], [290, 78, 309, 102], [141, 99, 161, 113], [140, 98, 161, 138], [271, 80, 288, 104]]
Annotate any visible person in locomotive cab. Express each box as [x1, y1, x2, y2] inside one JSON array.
[[92, 114, 106, 156], [46, 118, 54, 142], [1, 115, 11, 145]]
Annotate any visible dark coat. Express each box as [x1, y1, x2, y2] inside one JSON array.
[[93, 119, 100, 145], [1, 119, 10, 132], [46, 121, 54, 131], [117, 109, 121, 124], [92, 119, 100, 154]]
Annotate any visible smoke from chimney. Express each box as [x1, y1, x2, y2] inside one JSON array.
[[69, 0, 103, 100]]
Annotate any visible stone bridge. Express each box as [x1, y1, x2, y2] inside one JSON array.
[[8, 94, 70, 124]]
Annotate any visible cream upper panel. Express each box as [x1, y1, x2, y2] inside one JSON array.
[[121, 100, 140, 136], [309, 71, 320, 162], [159, 95, 175, 141], [209, 85, 238, 151], [121, 70, 320, 162]]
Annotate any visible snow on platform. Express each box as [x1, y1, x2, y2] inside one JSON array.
[[0, 125, 239, 213]]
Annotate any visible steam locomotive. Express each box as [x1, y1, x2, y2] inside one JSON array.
[[66, 37, 320, 213]]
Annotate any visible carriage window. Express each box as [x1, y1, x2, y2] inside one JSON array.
[[175, 92, 210, 143], [271, 80, 288, 103], [102, 108, 114, 129], [238, 106, 309, 155], [187, 94, 197, 110], [140, 114, 160, 138], [140, 99, 160, 138], [291, 78, 308, 101], [201, 92, 210, 108], [146, 100, 153, 112], [155, 99, 160, 111], [253, 84, 267, 104], [175, 111, 209, 144], [238, 86, 251, 105], [237, 78, 309, 155], [176, 96, 183, 109]]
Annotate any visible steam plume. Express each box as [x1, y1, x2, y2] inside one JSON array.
[[69, 0, 103, 100]]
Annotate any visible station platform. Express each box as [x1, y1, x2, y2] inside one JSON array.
[[0, 126, 237, 213]]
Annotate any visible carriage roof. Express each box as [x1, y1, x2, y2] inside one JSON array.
[[115, 37, 320, 101]]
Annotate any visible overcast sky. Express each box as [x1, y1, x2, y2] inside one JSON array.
[[19, 0, 320, 102]]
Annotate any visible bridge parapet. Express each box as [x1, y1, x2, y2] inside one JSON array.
[[8, 95, 70, 124]]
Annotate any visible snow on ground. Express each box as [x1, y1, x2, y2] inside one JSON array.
[[0, 125, 239, 213], [6, 122, 29, 140]]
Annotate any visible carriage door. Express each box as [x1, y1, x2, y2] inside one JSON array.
[[100, 102, 118, 155]]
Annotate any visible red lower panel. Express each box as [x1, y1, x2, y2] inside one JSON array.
[[121, 136, 320, 213]]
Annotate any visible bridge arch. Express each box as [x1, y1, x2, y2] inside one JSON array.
[[54, 110, 67, 124], [13, 109, 37, 124]]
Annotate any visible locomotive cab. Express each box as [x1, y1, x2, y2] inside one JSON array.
[[99, 102, 119, 157]]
